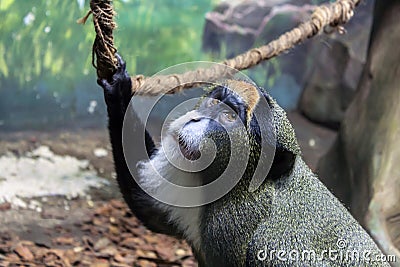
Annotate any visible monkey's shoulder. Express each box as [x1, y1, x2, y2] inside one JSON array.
[[245, 158, 388, 266]]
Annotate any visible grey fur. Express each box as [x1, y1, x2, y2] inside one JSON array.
[[195, 92, 389, 266]]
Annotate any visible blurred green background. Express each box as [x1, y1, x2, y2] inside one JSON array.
[[0, 0, 217, 129]]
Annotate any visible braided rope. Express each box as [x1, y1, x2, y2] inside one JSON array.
[[85, 0, 361, 94], [80, 0, 118, 80]]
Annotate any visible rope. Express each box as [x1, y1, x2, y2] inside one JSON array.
[[84, 0, 361, 94], [79, 0, 118, 80]]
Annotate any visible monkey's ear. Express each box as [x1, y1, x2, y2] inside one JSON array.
[[267, 144, 296, 180]]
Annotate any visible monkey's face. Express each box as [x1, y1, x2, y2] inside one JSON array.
[[164, 82, 260, 181]]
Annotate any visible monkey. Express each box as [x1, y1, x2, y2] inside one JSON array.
[[98, 54, 391, 267]]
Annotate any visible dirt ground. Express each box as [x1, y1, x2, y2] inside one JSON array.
[[0, 112, 336, 267]]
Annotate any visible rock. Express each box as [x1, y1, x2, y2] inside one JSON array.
[[203, 0, 311, 56], [300, 40, 357, 128], [202, 0, 318, 110], [203, 0, 374, 118], [318, 1, 400, 260], [268, 74, 302, 110], [299, 1, 374, 127]]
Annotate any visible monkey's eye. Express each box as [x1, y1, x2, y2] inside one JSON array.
[[223, 111, 237, 122], [206, 98, 219, 107]]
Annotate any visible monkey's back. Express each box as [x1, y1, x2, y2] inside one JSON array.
[[245, 157, 389, 267]]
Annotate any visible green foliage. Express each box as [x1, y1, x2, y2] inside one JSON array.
[[0, 1, 93, 91], [0, 0, 214, 91], [114, 0, 214, 76]]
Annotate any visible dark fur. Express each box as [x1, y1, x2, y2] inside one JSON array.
[[98, 55, 180, 237]]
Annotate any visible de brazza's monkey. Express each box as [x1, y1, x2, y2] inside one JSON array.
[[98, 54, 390, 267]]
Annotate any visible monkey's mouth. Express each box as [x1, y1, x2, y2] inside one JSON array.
[[178, 134, 201, 161]]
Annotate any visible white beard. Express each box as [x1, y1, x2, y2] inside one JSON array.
[[137, 110, 207, 249]]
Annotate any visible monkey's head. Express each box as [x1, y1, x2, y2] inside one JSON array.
[[164, 79, 301, 185]]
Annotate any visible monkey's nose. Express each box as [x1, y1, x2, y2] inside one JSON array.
[[190, 117, 202, 122]]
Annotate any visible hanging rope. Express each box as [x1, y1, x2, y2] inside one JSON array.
[[83, 0, 361, 95], [79, 0, 118, 80]]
